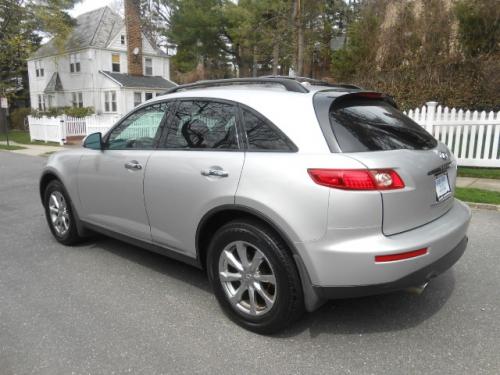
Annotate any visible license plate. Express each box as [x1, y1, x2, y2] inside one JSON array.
[[435, 173, 451, 201]]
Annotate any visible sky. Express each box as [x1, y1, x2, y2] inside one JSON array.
[[68, 0, 122, 17]]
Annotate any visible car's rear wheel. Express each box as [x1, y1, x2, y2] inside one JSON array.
[[207, 220, 304, 334], [43, 180, 82, 245]]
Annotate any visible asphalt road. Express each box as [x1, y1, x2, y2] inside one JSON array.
[[1, 151, 499, 375]]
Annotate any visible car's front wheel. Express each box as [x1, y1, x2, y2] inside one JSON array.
[[207, 220, 304, 334], [43, 180, 82, 245]]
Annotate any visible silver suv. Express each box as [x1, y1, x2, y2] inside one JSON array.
[[40, 77, 471, 333]]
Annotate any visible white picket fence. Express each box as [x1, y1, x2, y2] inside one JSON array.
[[405, 102, 500, 167], [28, 114, 120, 145]]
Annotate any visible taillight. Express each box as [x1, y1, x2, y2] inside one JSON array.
[[307, 169, 405, 190]]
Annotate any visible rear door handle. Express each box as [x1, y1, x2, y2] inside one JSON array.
[[124, 160, 143, 170], [201, 168, 229, 177]]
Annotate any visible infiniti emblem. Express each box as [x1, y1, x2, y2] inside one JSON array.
[[438, 151, 448, 160]]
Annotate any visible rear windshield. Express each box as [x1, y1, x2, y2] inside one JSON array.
[[329, 98, 437, 152]]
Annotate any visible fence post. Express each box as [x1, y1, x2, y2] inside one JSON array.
[[43, 116, 48, 143], [59, 115, 65, 146], [425, 101, 438, 134]]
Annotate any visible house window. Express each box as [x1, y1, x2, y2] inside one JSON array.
[[70, 53, 81, 73], [72, 92, 83, 108], [121, 35, 125, 45], [37, 94, 46, 111], [35, 61, 44, 77], [145, 92, 153, 101], [133, 92, 142, 107], [104, 91, 117, 112], [112, 54, 120, 72], [144, 57, 153, 76]]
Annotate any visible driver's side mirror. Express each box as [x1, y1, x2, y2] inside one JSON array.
[[83, 132, 103, 150]]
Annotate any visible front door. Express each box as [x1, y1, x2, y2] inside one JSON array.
[[144, 99, 245, 256], [78, 101, 171, 241]]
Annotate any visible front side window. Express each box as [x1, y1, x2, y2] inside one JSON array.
[[106, 102, 169, 150], [70, 53, 80, 73], [133, 92, 142, 107], [112, 53, 120, 72], [162, 100, 238, 150], [242, 109, 295, 151], [329, 98, 437, 152], [144, 57, 153, 76], [104, 91, 117, 112]]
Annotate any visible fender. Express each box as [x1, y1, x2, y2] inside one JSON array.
[[196, 204, 324, 311]]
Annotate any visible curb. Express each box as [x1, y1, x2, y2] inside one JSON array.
[[465, 202, 500, 211]]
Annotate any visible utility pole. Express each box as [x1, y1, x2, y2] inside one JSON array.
[[293, 0, 304, 77]]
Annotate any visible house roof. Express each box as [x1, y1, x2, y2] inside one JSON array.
[[44, 73, 64, 93], [30, 6, 165, 59], [100, 71, 177, 89]]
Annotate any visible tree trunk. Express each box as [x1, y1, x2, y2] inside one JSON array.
[[272, 40, 279, 75], [252, 45, 258, 77], [297, 24, 304, 76]]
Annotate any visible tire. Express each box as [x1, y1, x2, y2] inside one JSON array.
[[207, 219, 304, 334], [43, 180, 83, 246]]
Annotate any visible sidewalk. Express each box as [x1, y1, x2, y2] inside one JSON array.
[[456, 177, 500, 193], [0, 140, 65, 157]]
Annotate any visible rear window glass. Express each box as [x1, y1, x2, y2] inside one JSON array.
[[329, 99, 437, 152]]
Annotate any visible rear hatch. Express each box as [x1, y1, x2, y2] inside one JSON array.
[[316, 92, 456, 235]]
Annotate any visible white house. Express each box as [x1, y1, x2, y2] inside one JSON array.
[[27, 4, 176, 117]]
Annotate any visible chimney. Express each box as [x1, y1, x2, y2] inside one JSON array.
[[124, 0, 143, 76]]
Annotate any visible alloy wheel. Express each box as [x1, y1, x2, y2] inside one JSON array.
[[218, 241, 277, 317], [48, 191, 70, 236]]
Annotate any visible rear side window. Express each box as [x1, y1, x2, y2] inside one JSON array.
[[242, 109, 295, 151], [329, 99, 437, 152], [162, 100, 238, 150]]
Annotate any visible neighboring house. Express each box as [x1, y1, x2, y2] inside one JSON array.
[[27, 5, 176, 117]]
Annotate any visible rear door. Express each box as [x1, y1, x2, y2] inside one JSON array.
[[144, 99, 244, 255], [326, 95, 456, 235]]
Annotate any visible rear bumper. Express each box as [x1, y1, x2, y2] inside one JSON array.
[[295, 199, 471, 288], [313, 235, 467, 299]]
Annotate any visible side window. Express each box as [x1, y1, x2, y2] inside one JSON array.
[[106, 102, 169, 150], [242, 109, 295, 151], [163, 100, 238, 150]]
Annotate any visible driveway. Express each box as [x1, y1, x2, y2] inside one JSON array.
[[0, 151, 499, 375]]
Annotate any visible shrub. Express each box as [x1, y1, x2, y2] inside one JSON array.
[[30, 106, 95, 118], [9, 107, 31, 130]]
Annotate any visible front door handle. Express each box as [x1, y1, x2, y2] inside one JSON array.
[[124, 160, 143, 170], [201, 168, 229, 178]]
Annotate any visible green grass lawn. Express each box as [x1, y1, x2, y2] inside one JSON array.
[[455, 187, 500, 205], [458, 167, 500, 180], [0, 131, 60, 146], [0, 144, 27, 151]]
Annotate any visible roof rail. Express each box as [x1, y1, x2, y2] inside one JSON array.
[[260, 75, 362, 90], [164, 77, 310, 94]]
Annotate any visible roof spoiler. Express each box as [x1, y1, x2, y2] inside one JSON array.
[[332, 91, 398, 109]]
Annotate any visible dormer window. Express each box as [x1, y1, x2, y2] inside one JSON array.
[[35, 60, 44, 77], [121, 35, 125, 45], [112, 54, 120, 72], [70, 53, 81, 73], [144, 57, 152, 76]]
